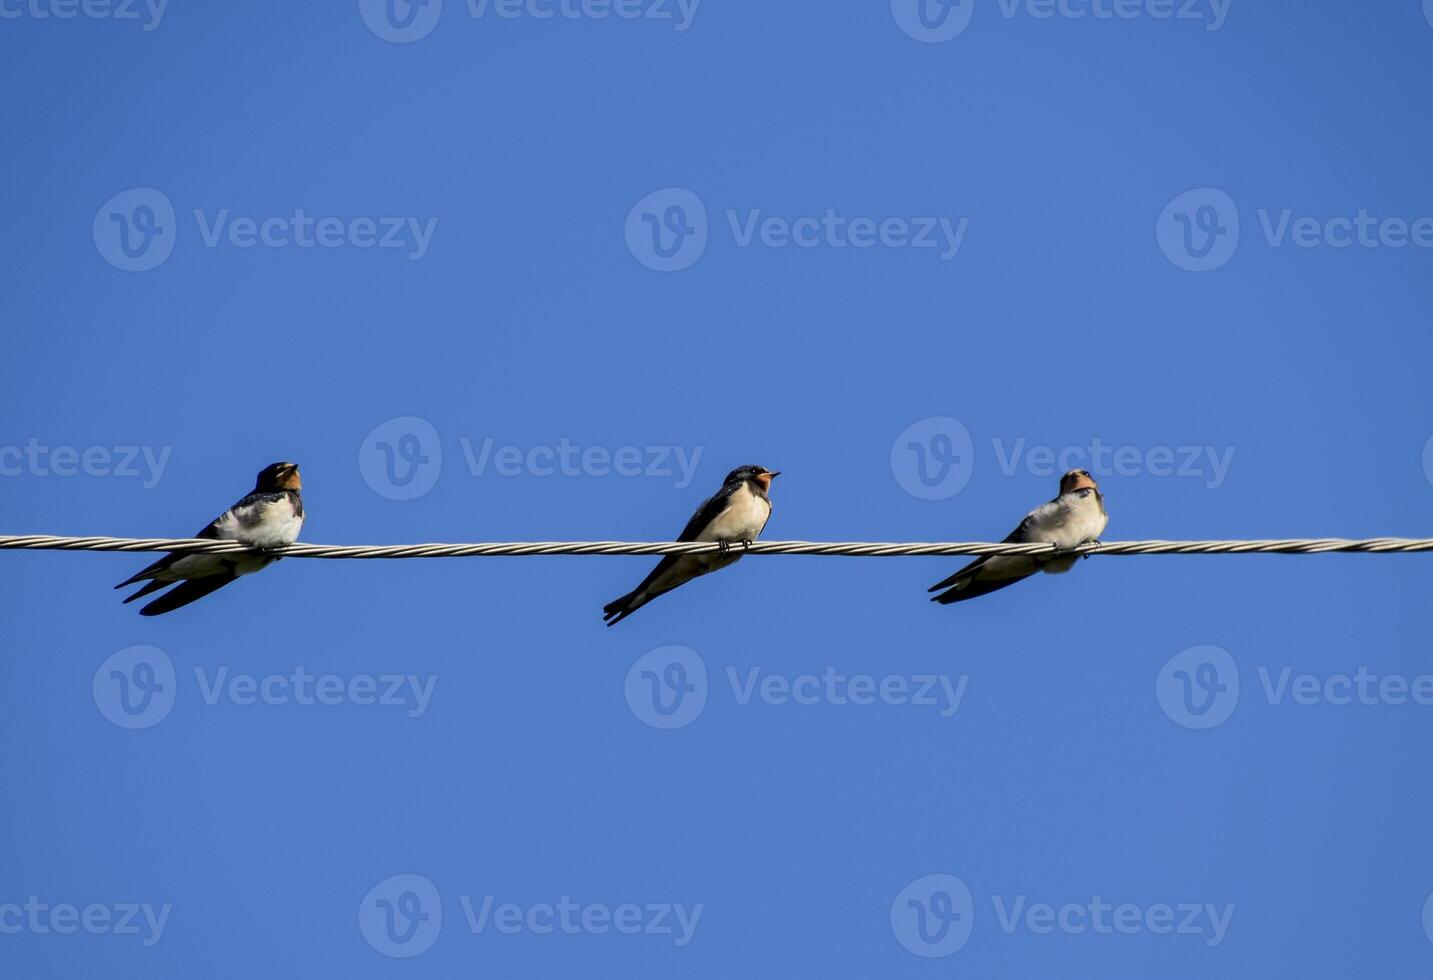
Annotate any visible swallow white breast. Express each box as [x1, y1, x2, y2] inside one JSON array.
[[1023, 490, 1108, 573], [699, 484, 771, 545], [216, 496, 305, 551]]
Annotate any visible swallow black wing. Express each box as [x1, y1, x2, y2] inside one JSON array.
[[113, 484, 294, 589], [619, 486, 730, 593], [602, 485, 735, 625], [113, 510, 229, 589], [673, 486, 732, 543], [928, 514, 1039, 603], [138, 571, 240, 616]]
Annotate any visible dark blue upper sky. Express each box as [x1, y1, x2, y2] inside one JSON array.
[[3, 1, 1433, 976]]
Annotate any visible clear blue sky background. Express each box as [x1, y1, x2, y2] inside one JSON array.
[[3, 1, 1433, 976]]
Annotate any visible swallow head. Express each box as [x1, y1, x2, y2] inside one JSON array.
[[726, 465, 780, 495], [1059, 468, 1097, 494], [256, 461, 302, 492]]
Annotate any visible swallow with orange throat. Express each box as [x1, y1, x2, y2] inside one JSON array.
[[115, 461, 305, 616], [603, 465, 778, 626], [929, 468, 1108, 605]]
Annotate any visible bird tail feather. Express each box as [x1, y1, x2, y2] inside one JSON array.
[[122, 579, 171, 604], [928, 557, 988, 593], [603, 588, 651, 627], [139, 573, 238, 616], [930, 573, 1031, 605], [115, 556, 173, 589]]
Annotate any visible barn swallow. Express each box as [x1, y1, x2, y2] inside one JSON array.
[[929, 468, 1108, 605], [115, 462, 305, 616], [603, 465, 778, 626]]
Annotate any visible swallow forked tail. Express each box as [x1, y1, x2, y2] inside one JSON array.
[[603, 587, 654, 627], [121, 572, 240, 616], [927, 559, 1032, 605], [115, 555, 173, 591], [121, 578, 171, 605]]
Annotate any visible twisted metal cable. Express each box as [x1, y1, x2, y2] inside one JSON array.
[[1, 534, 1432, 559]]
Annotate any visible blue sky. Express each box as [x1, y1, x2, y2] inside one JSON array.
[[3, 1, 1433, 976]]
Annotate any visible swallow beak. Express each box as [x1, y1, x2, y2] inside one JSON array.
[[755, 470, 779, 491]]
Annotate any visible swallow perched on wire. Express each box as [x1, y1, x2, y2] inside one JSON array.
[[929, 468, 1108, 605], [603, 465, 779, 626], [115, 462, 305, 616]]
